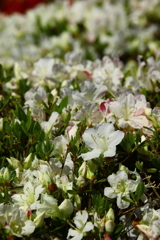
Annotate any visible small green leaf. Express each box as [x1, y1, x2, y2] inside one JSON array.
[[147, 168, 157, 173], [96, 179, 106, 183], [121, 196, 134, 203], [59, 96, 68, 114], [135, 161, 143, 172], [135, 182, 145, 201], [4, 186, 9, 203], [120, 133, 135, 153], [67, 190, 77, 195]]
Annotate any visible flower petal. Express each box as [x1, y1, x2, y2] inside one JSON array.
[[108, 131, 124, 146], [104, 187, 117, 199], [81, 149, 102, 161], [21, 220, 35, 235], [83, 222, 94, 233], [117, 193, 130, 209]]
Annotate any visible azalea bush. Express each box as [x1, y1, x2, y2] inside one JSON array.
[[0, 1, 160, 240], [0, 51, 160, 240]]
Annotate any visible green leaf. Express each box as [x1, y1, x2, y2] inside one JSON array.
[[4, 75, 12, 83], [58, 96, 68, 114], [67, 190, 77, 195], [3, 121, 12, 134], [4, 186, 9, 203], [150, 156, 160, 170], [135, 182, 145, 201], [48, 93, 54, 104], [15, 105, 27, 122], [96, 179, 106, 183], [0, 193, 4, 203], [121, 196, 134, 203], [135, 161, 143, 172], [0, 64, 4, 80], [114, 223, 124, 234], [147, 168, 157, 173], [120, 133, 135, 153]]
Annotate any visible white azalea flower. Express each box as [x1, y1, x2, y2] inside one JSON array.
[[12, 181, 44, 210], [0, 204, 35, 237], [37, 193, 61, 219], [67, 210, 94, 240], [72, 80, 107, 105], [136, 209, 160, 240], [104, 169, 141, 209], [109, 93, 150, 129], [31, 58, 55, 82], [24, 86, 47, 103], [74, 101, 103, 126], [81, 122, 124, 161]]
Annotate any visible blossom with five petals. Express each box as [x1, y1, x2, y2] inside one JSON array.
[[67, 210, 94, 240], [80, 122, 124, 161]]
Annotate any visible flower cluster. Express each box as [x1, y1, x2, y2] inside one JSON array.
[[0, 0, 160, 67]]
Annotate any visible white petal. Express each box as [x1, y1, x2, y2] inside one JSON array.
[[103, 147, 116, 157], [104, 187, 117, 199], [81, 149, 102, 161], [21, 220, 35, 235], [116, 170, 128, 181], [108, 130, 124, 146], [97, 122, 114, 136], [24, 181, 34, 195], [74, 212, 84, 229], [107, 173, 119, 187], [117, 194, 130, 209], [48, 112, 59, 125], [82, 127, 99, 149], [82, 210, 88, 224], [83, 222, 94, 232]]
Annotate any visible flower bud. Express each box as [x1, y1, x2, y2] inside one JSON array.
[[66, 124, 78, 140], [24, 153, 33, 170], [0, 118, 3, 131], [51, 89, 58, 97], [119, 164, 129, 174], [105, 208, 115, 234], [106, 208, 115, 221], [59, 199, 73, 219], [73, 194, 81, 209], [144, 107, 151, 116], [78, 162, 87, 178], [94, 212, 105, 233], [3, 167, 10, 182], [105, 220, 115, 234], [87, 160, 98, 179], [7, 157, 22, 170], [76, 176, 86, 188], [34, 212, 45, 227]]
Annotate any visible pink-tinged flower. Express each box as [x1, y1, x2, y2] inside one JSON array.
[[136, 209, 160, 240], [104, 234, 112, 240], [80, 122, 124, 161], [109, 93, 150, 129], [99, 99, 115, 123]]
